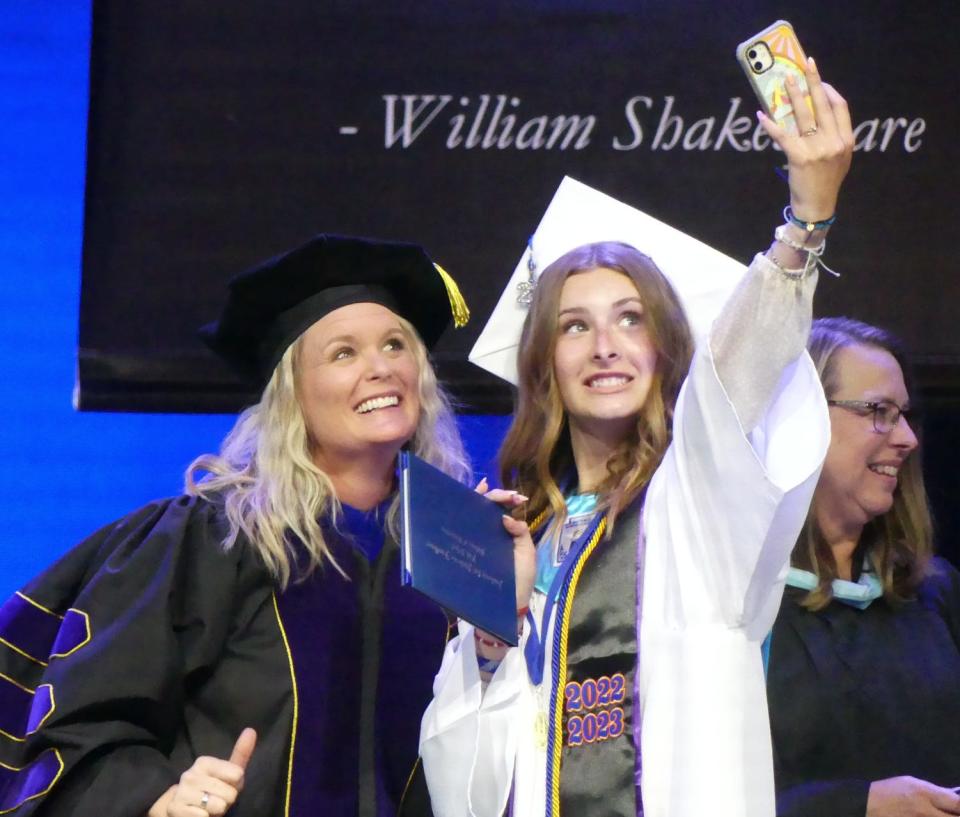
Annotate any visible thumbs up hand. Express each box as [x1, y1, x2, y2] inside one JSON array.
[[149, 728, 258, 817]]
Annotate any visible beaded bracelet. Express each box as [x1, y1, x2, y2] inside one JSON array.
[[774, 224, 826, 255], [772, 224, 840, 278], [783, 205, 836, 233], [767, 253, 815, 280]]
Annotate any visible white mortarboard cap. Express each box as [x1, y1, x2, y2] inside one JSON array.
[[469, 176, 747, 385]]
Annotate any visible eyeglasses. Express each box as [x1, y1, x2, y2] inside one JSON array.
[[826, 399, 914, 433]]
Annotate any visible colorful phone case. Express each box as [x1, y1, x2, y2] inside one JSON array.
[[736, 20, 810, 135]]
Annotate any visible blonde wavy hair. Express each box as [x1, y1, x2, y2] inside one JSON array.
[[499, 241, 694, 532], [793, 317, 933, 610], [186, 315, 470, 588]]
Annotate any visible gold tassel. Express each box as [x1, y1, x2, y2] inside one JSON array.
[[433, 263, 470, 328]]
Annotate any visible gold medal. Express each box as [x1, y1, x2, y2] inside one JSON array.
[[535, 709, 549, 749]]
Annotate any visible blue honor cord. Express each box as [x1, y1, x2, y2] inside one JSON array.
[[523, 511, 607, 686]]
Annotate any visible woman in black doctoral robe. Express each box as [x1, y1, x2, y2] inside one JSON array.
[[0, 235, 473, 817]]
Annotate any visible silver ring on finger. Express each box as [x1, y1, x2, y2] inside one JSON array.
[[800, 125, 818, 137], [200, 791, 210, 811]]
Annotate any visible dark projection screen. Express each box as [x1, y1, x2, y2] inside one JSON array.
[[79, 0, 959, 412]]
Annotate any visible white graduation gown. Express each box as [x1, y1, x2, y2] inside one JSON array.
[[420, 253, 830, 817]]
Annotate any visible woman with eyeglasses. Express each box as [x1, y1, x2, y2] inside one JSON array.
[[766, 317, 960, 817]]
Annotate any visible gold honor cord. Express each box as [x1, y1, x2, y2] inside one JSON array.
[[548, 516, 608, 817], [528, 507, 550, 534]]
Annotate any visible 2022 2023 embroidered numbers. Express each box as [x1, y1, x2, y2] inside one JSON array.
[[564, 673, 626, 746]]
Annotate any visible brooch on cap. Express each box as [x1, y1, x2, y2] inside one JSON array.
[[516, 235, 537, 306]]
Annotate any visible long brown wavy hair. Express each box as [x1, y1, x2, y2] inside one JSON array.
[[499, 241, 694, 532], [793, 317, 933, 609]]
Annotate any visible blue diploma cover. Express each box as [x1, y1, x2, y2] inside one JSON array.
[[399, 452, 518, 645]]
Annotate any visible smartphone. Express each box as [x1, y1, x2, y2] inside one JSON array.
[[736, 20, 811, 135]]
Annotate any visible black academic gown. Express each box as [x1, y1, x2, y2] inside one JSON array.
[[766, 557, 960, 817], [0, 495, 447, 817]]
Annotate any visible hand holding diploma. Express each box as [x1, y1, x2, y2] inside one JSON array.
[[474, 477, 536, 613]]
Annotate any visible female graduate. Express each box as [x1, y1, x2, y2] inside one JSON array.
[[420, 61, 854, 817], [767, 318, 960, 817], [0, 235, 470, 817]]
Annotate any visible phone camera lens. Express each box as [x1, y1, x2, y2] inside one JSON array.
[[748, 49, 757, 59], [753, 61, 763, 71]]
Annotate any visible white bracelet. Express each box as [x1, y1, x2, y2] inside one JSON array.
[[774, 223, 827, 255], [771, 225, 839, 278], [767, 251, 817, 280]]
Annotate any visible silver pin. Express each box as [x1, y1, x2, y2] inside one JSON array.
[[516, 235, 537, 305]]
